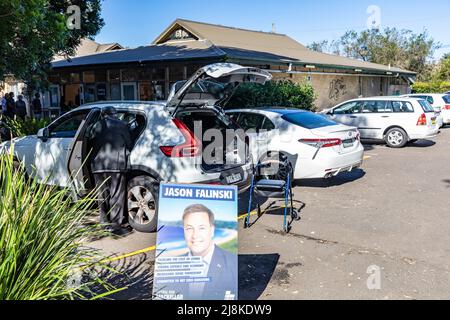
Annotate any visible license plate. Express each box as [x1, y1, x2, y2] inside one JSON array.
[[342, 139, 355, 148], [344, 142, 354, 148], [432, 119, 436, 125], [226, 173, 242, 184]]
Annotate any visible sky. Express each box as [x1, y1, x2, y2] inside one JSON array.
[[95, 0, 450, 60]]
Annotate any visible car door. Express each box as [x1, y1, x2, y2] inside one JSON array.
[[67, 108, 101, 198], [235, 112, 267, 164], [34, 110, 90, 187], [359, 100, 391, 139], [329, 101, 363, 127]]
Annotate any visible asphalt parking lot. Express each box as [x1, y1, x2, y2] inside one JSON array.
[[89, 127, 450, 300]]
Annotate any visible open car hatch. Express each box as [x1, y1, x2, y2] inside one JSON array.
[[166, 63, 272, 113]]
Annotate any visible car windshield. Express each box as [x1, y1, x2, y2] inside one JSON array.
[[418, 100, 435, 113], [282, 112, 338, 129], [443, 95, 450, 104]]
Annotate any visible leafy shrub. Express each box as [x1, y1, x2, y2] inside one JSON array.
[[0, 151, 117, 300], [411, 81, 450, 94], [0, 116, 51, 139], [227, 80, 317, 111]]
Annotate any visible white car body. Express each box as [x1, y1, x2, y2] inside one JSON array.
[[321, 97, 439, 147], [0, 63, 272, 233], [402, 93, 450, 126], [226, 108, 365, 180]]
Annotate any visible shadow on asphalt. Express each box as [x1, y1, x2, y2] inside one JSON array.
[[297, 169, 366, 188], [238, 254, 280, 300], [407, 140, 436, 148], [87, 254, 154, 300], [443, 179, 450, 188]]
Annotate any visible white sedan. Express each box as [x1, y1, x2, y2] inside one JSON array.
[[226, 108, 365, 180]]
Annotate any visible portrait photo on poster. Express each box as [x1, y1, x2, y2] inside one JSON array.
[[153, 183, 238, 301]]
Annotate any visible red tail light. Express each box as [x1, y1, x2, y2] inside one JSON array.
[[160, 119, 201, 157], [299, 138, 342, 148], [417, 113, 427, 126], [444, 105, 450, 110]]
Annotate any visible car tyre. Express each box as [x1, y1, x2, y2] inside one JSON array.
[[385, 128, 408, 148], [127, 175, 159, 233], [259, 152, 293, 182]]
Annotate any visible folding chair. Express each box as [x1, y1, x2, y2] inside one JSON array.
[[245, 160, 299, 233]]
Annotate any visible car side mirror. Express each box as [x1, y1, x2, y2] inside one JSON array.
[[37, 127, 49, 141]]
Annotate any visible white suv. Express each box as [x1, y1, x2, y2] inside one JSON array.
[[402, 93, 450, 127], [322, 97, 439, 148], [0, 63, 272, 233]]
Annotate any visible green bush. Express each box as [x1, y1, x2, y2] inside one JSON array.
[[0, 151, 118, 300], [411, 81, 450, 94], [1, 116, 51, 138], [227, 80, 317, 111]]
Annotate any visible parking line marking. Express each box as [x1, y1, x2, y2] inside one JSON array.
[[86, 206, 289, 267], [101, 246, 157, 264]]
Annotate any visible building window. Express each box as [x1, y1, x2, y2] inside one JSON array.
[[95, 70, 107, 82], [108, 70, 120, 82], [70, 73, 81, 83], [138, 68, 152, 81], [83, 71, 95, 84], [170, 65, 185, 81], [152, 81, 165, 100], [121, 69, 137, 82], [139, 82, 153, 101], [152, 68, 166, 81], [110, 83, 121, 100], [60, 73, 70, 84]]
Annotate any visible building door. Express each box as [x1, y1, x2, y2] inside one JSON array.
[[121, 82, 137, 101]]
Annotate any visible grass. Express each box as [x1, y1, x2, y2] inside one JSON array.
[[0, 149, 119, 300], [218, 237, 238, 255]]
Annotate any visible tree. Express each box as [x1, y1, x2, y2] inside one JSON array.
[[435, 54, 450, 81], [0, 0, 104, 94], [308, 28, 439, 80]]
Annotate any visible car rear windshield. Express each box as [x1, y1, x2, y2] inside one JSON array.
[[443, 95, 450, 104], [281, 112, 338, 129], [418, 100, 435, 113]]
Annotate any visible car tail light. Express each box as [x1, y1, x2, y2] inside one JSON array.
[[444, 105, 450, 110], [299, 138, 342, 148], [416, 113, 427, 126], [160, 118, 201, 157]]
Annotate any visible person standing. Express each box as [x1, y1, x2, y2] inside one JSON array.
[[1, 93, 7, 116], [15, 95, 27, 120], [32, 93, 42, 119], [5, 92, 16, 118], [88, 106, 133, 235]]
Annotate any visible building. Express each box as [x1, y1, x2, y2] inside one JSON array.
[[49, 19, 416, 110], [1, 39, 123, 117]]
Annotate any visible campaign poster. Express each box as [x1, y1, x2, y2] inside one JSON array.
[[153, 183, 238, 301]]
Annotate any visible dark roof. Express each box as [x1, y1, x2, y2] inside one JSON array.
[[52, 41, 226, 68], [153, 19, 415, 75], [52, 18, 416, 76]]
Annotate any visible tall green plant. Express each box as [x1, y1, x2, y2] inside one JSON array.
[[0, 151, 117, 300]]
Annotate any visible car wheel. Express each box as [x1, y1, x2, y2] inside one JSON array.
[[259, 153, 293, 182], [385, 128, 408, 148], [127, 175, 159, 233]]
